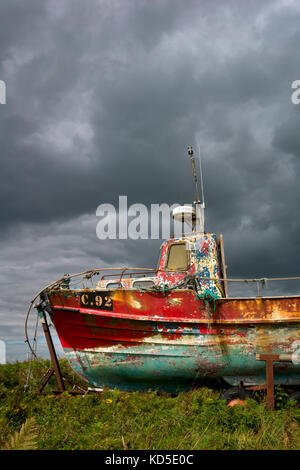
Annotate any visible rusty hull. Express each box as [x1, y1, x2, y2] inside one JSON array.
[[46, 288, 300, 391]]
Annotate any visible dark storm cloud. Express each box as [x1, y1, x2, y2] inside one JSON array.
[[0, 0, 286, 227], [1, 0, 300, 354]]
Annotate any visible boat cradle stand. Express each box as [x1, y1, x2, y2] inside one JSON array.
[[255, 353, 295, 410], [35, 302, 102, 396]]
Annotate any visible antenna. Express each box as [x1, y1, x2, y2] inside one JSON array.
[[198, 145, 205, 209], [187, 146, 200, 204], [187, 146, 205, 233]]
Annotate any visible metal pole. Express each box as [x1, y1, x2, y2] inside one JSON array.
[[218, 234, 228, 297], [188, 146, 204, 233], [36, 305, 65, 393], [265, 358, 275, 410], [188, 146, 201, 204], [255, 353, 293, 410]]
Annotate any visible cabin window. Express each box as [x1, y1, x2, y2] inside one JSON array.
[[132, 280, 155, 288], [107, 282, 121, 289], [166, 243, 188, 270]]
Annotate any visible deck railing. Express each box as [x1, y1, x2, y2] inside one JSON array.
[[39, 267, 300, 298]]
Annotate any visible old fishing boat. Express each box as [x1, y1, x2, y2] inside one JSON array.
[[28, 147, 300, 394]]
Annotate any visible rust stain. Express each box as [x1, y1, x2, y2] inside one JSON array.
[[111, 290, 142, 309], [167, 298, 183, 306]]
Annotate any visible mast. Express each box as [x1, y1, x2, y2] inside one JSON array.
[[187, 146, 205, 233]]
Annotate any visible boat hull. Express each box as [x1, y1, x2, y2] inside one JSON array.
[[47, 289, 300, 392]]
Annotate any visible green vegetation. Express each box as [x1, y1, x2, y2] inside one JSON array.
[[1, 359, 300, 450]]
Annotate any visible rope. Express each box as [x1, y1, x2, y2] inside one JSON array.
[[138, 277, 192, 294], [24, 309, 39, 392], [194, 289, 220, 311], [260, 278, 268, 288], [138, 273, 222, 306]]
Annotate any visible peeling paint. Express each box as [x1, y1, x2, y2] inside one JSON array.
[[47, 289, 300, 391], [155, 233, 222, 298], [44, 230, 300, 392]]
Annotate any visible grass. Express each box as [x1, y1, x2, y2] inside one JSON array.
[[1, 359, 300, 450]]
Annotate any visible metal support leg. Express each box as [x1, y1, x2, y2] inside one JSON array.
[[256, 354, 277, 410], [256, 353, 293, 410], [36, 305, 65, 393], [265, 358, 275, 410], [38, 368, 55, 394]]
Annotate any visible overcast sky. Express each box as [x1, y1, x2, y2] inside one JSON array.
[[1, 0, 300, 360]]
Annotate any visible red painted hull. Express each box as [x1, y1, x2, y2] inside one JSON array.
[[46, 288, 300, 391]]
